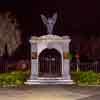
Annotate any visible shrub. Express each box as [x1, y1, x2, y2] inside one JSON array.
[[97, 73, 100, 84], [80, 71, 97, 84], [0, 71, 29, 87], [71, 71, 99, 85]]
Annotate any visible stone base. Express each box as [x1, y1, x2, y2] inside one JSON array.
[[25, 78, 74, 85]]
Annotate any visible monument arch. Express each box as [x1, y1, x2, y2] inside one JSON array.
[[38, 48, 62, 77]]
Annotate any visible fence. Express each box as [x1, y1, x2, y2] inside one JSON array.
[[70, 62, 100, 73], [0, 61, 100, 73], [0, 60, 30, 73]]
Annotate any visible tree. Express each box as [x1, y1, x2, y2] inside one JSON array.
[[79, 34, 100, 61], [0, 12, 21, 56]]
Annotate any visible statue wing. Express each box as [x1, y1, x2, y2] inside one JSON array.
[[52, 13, 57, 24], [40, 14, 48, 25]]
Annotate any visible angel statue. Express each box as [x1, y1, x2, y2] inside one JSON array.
[[41, 12, 57, 34]]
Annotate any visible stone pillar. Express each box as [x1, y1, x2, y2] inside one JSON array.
[[63, 59, 71, 80], [30, 42, 38, 80], [30, 59, 38, 79], [62, 39, 71, 80]]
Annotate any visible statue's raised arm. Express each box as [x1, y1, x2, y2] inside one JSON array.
[[40, 12, 58, 34], [40, 14, 48, 25]]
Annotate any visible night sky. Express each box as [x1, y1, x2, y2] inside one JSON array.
[[0, 0, 98, 35], [0, 0, 99, 60]]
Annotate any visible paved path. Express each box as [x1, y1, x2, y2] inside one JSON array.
[[0, 85, 100, 100]]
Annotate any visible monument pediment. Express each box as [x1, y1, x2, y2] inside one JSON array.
[[30, 35, 70, 43], [39, 34, 62, 40]]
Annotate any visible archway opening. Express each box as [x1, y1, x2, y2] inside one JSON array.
[[39, 48, 62, 77]]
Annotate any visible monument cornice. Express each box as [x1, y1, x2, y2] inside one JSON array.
[[29, 35, 71, 43]]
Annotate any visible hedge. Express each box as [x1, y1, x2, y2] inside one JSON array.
[[0, 70, 100, 87], [0, 71, 29, 87], [71, 71, 100, 85]]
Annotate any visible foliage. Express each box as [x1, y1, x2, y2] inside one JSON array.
[[68, 53, 73, 60], [0, 71, 29, 87], [71, 71, 100, 85]]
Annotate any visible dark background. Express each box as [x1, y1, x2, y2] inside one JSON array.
[[0, 0, 99, 62], [0, 0, 98, 33]]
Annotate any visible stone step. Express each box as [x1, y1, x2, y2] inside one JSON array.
[[25, 79, 74, 85]]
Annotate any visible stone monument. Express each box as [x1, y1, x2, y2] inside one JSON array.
[[25, 13, 73, 84]]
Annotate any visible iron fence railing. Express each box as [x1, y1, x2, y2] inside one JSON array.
[[0, 60, 30, 73], [70, 62, 100, 73], [0, 61, 100, 73]]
